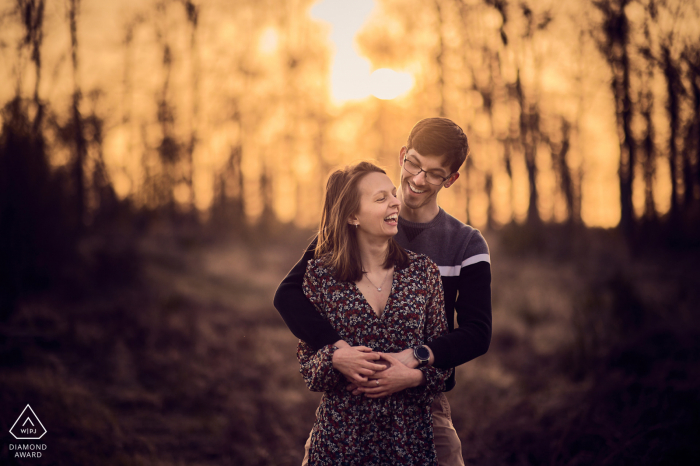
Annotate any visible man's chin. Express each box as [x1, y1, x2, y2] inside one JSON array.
[[402, 186, 419, 201], [403, 189, 425, 206], [401, 199, 423, 212]]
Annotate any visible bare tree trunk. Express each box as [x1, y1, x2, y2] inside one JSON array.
[[502, 137, 514, 223], [184, 0, 199, 211], [314, 112, 331, 224], [233, 144, 244, 220], [595, 0, 636, 237], [641, 92, 656, 221], [485, 172, 495, 230], [662, 44, 682, 223], [687, 50, 700, 211], [571, 29, 586, 226], [465, 157, 472, 225], [682, 108, 695, 211], [154, 2, 180, 214], [260, 161, 274, 224], [85, 101, 116, 222], [489, 50, 515, 224], [156, 41, 177, 211], [121, 19, 141, 206], [16, 0, 46, 130], [212, 100, 245, 227], [212, 142, 244, 227], [616, 8, 635, 237], [515, 71, 541, 227], [69, 0, 86, 230], [434, 0, 446, 117], [507, 75, 521, 226], [551, 119, 576, 225], [636, 65, 657, 222]]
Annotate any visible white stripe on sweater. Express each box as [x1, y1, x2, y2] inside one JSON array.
[[437, 254, 491, 277]]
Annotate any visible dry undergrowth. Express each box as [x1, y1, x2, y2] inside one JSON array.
[[1, 227, 699, 465]]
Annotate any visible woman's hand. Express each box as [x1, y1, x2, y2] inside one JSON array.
[[354, 353, 425, 398], [383, 347, 435, 369], [332, 345, 386, 383], [345, 359, 390, 395], [384, 348, 419, 368]]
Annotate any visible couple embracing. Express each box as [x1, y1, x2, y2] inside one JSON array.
[[274, 118, 492, 465]]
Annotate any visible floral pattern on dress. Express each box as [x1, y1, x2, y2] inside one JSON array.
[[298, 251, 452, 466]]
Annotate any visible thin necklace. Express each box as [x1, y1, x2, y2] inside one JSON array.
[[363, 266, 392, 292]]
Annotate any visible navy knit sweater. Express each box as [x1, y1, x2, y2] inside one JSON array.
[[273, 208, 492, 391]]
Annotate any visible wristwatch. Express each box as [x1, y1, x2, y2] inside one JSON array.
[[413, 346, 430, 367]]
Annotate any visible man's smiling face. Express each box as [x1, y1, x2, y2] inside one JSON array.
[[398, 146, 456, 215]]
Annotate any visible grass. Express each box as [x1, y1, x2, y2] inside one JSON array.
[[1, 225, 699, 465]]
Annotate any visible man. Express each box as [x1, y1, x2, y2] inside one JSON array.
[[274, 117, 492, 465]]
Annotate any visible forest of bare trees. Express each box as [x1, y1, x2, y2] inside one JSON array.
[[1, 0, 698, 242]]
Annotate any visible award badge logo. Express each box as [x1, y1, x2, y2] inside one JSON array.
[[10, 405, 47, 440]]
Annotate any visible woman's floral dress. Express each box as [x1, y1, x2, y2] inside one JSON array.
[[298, 251, 453, 466]]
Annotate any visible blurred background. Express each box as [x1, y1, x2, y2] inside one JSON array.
[[1, 0, 699, 464]]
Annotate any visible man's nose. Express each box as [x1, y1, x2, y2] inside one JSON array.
[[413, 170, 428, 185]]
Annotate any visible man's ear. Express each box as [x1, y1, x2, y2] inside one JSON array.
[[399, 146, 407, 166], [443, 172, 460, 189]]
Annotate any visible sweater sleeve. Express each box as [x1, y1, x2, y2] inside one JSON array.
[[272, 237, 342, 350], [405, 259, 453, 403], [426, 233, 492, 370]]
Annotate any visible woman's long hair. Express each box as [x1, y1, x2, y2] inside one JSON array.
[[315, 161, 408, 282]]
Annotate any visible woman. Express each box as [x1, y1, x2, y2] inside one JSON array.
[[298, 162, 452, 466]]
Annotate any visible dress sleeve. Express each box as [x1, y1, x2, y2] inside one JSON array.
[[296, 261, 342, 392], [405, 259, 453, 403], [273, 236, 342, 350], [297, 342, 342, 392]]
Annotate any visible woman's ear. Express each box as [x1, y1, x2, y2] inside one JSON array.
[[347, 215, 358, 227]]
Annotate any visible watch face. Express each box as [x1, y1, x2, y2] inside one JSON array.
[[415, 346, 430, 360]]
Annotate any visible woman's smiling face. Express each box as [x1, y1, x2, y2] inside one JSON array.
[[351, 172, 400, 239]]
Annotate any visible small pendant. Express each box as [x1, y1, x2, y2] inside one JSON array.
[[377, 288, 382, 291]]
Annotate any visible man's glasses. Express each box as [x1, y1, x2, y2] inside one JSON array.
[[402, 157, 450, 185]]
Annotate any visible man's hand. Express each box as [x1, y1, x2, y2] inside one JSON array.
[[386, 348, 419, 369], [353, 353, 425, 398], [332, 344, 386, 383], [383, 346, 435, 369]]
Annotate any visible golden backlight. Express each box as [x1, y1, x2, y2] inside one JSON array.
[[369, 69, 414, 100], [1, 0, 690, 230], [310, 0, 414, 102]]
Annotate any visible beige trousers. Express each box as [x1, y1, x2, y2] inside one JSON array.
[[301, 392, 464, 466]]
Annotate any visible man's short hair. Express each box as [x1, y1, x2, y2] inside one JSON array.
[[406, 117, 469, 173]]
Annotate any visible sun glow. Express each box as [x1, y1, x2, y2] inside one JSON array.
[[310, 0, 414, 103], [258, 27, 279, 55], [369, 68, 414, 100]]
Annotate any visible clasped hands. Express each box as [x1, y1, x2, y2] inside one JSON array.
[[331, 344, 424, 398]]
